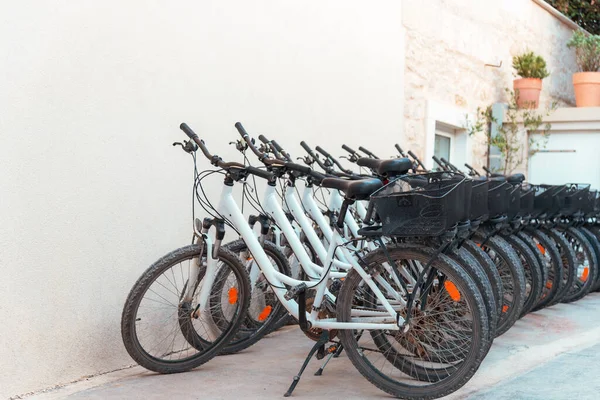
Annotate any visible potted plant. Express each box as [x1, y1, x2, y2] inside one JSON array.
[[567, 30, 600, 107], [512, 51, 550, 109]]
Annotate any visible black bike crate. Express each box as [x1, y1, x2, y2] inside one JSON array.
[[507, 183, 522, 220], [488, 178, 509, 217], [470, 177, 489, 220], [461, 178, 473, 223], [583, 190, 597, 216], [520, 184, 535, 216], [562, 183, 591, 216], [369, 172, 468, 237], [532, 184, 566, 217]]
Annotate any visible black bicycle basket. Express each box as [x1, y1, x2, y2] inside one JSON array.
[[561, 183, 591, 216], [368, 172, 468, 237], [506, 183, 522, 220], [532, 184, 566, 218], [583, 190, 597, 216], [519, 183, 535, 216], [487, 178, 509, 217], [470, 177, 489, 220]]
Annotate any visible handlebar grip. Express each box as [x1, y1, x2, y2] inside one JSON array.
[[246, 166, 275, 181], [271, 140, 291, 161], [300, 141, 314, 155], [180, 123, 199, 140], [394, 144, 405, 155], [342, 144, 356, 154], [465, 163, 474, 170], [258, 134, 269, 144], [315, 146, 332, 159], [432, 156, 446, 169], [271, 140, 283, 152], [234, 122, 249, 138], [359, 146, 379, 159], [407, 150, 418, 160]]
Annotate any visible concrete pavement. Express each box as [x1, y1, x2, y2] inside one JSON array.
[[22, 294, 600, 400]]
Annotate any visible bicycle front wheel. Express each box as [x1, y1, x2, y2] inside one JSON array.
[[121, 244, 250, 373], [337, 244, 489, 399]]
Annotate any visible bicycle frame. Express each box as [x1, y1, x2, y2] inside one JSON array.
[[192, 180, 406, 331]]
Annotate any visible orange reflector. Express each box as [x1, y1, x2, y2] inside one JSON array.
[[258, 305, 272, 321], [537, 243, 546, 255], [444, 281, 461, 302], [582, 267, 589, 282], [502, 305, 509, 313], [228, 287, 238, 304], [546, 281, 553, 289]]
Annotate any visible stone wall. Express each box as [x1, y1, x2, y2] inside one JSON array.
[[402, 0, 579, 173]]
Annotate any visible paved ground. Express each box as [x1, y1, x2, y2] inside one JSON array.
[[27, 294, 600, 400]]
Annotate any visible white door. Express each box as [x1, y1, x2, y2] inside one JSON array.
[[528, 132, 600, 187]]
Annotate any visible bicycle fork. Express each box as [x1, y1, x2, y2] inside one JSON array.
[[182, 218, 224, 318]]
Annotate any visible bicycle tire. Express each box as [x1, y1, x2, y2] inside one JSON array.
[[472, 232, 525, 337], [516, 231, 548, 297], [121, 244, 250, 373], [462, 240, 504, 321], [502, 234, 544, 317], [524, 228, 564, 310], [448, 247, 498, 343], [561, 227, 597, 303], [581, 226, 600, 292], [542, 228, 576, 306]]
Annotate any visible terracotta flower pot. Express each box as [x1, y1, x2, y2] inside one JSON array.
[[513, 78, 542, 109], [573, 72, 600, 107]]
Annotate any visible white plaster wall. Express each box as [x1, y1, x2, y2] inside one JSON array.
[[0, 1, 405, 396], [402, 0, 579, 172]]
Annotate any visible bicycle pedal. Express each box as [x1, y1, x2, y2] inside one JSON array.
[[284, 283, 307, 301]]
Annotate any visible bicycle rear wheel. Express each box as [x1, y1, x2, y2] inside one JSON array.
[[121, 244, 250, 373]]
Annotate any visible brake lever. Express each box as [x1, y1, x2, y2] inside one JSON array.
[[298, 156, 314, 166], [229, 139, 248, 153], [173, 140, 198, 153]]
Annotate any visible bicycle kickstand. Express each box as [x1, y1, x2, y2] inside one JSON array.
[[283, 330, 330, 397]]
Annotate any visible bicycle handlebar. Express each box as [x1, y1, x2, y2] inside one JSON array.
[[407, 150, 427, 171], [432, 155, 448, 171], [342, 144, 357, 154], [271, 140, 292, 162], [317, 145, 355, 175], [180, 123, 246, 170], [440, 157, 460, 173], [257, 133, 283, 160], [394, 144, 407, 157], [300, 141, 328, 171], [358, 146, 379, 159], [235, 122, 281, 166]]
